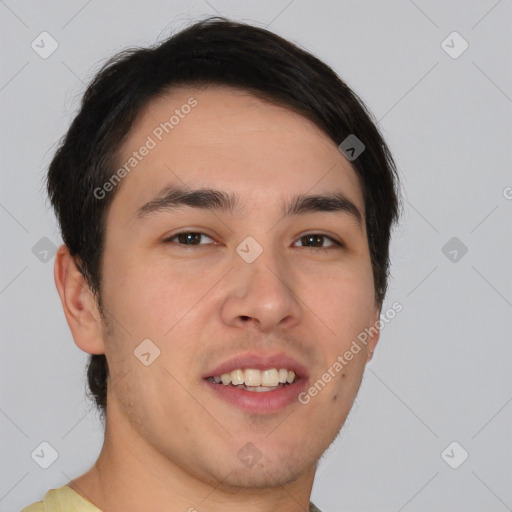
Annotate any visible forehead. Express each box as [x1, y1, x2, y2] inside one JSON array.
[[111, 85, 364, 218]]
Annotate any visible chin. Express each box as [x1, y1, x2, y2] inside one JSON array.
[[208, 442, 319, 492], [220, 460, 308, 491]]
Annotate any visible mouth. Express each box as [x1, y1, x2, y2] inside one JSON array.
[[202, 353, 309, 413], [205, 367, 298, 392]]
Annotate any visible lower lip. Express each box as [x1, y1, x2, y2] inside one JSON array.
[[203, 379, 309, 414]]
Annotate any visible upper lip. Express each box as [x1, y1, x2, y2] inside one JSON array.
[[203, 352, 309, 380]]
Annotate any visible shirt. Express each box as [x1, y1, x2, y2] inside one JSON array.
[[21, 486, 100, 511], [21, 485, 323, 511]]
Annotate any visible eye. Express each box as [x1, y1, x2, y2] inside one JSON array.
[[163, 231, 342, 249], [164, 231, 215, 246], [293, 233, 342, 249]]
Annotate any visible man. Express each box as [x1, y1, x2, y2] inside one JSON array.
[[23, 16, 400, 512]]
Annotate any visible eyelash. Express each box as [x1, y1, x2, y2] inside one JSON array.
[[163, 231, 343, 249]]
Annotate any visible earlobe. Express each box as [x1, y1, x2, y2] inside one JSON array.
[[54, 244, 105, 355]]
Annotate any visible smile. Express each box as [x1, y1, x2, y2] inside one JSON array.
[[203, 367, 308, 414], [205, 367, 297, 391]]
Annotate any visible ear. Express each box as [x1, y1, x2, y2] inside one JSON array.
[[54, 244, 105, 354], [365, 304, 381, 363]]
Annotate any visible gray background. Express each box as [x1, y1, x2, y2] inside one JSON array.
[[1, 1, 511, 511]]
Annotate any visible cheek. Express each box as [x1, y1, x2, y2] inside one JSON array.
[[101, 246, 218, 338], [303, 262, 375, 403], [306, 264, 375, 341]]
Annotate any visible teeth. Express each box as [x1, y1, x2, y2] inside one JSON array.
[[231, 369, 244, 385], [244, 368, 261, 386], [246, 385, 281, 392], [211, 368, 297, 387], [261, 368, 279, 387]]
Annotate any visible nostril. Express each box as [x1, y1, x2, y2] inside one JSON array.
[[240, 316, 250, 321]]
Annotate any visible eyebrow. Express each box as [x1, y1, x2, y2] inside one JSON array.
[[136, 185, 363, 227]]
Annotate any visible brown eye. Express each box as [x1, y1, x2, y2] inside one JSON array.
[[294, 234, 340, 248], [165, 232, 214, 245]]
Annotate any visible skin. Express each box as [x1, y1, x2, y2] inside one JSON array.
[[55, 85, 380, 512]]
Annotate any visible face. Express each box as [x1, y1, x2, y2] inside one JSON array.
[[97, 85, 380, 490]]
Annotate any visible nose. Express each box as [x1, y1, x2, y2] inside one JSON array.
[[220, 242, 302, 333]]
